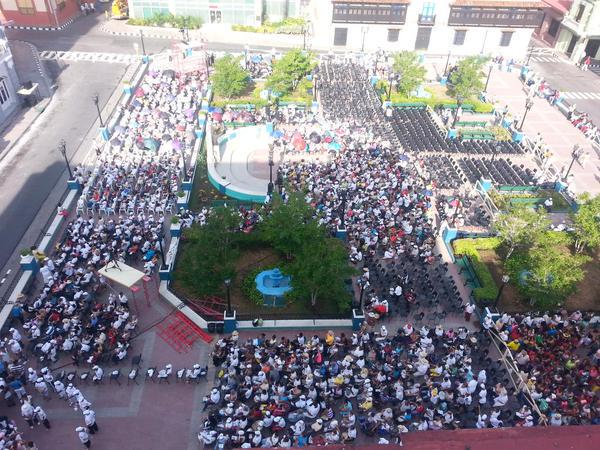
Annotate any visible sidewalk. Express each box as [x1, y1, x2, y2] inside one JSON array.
[[102, 20, 304, 48], [486, 69, 600, 196], [0, 41, 54, 159]]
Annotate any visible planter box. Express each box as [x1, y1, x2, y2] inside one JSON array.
[[20, 255, 38, 272], [159, 267, 172, 281], [224, 310, 237, 333], [181, 180, 193, 191], [170, 223, 182, 237], [67, 179, 80, 190]]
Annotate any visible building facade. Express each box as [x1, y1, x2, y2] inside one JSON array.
[[309, 0, 545, 58], [535, 0, 572, 46], [0, 0, 80, 29], [554, 0, 600, 61], [129, 0, 305, 25], [0, 25, 21, 128]]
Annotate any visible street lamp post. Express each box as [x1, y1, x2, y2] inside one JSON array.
[[358, 278, 365, 310], [92, 93, 104, 128], [443, 52, 451, 76], [312, 75, 317, 102], [361, 27, 368, 53], [267, 144, 274, 195], [452, 96, 463, 128], [244, 45, 249, 68], [179, 146, 188, 180], [518, 98, 534, 132], [139, 30, 146, 57], [276, 170, 284, 195], [564, 144, 582, 180], [58, 139, 73, 179], [484, 63, 493, 92], [205, 53, 210, 76], [494, 275, 510, 308], [526, 48, 533, 66], [224, 278, 232, 315], [157, 234, 167, 268], [339, 188, 347, 229], [386, 72, 394, 101]]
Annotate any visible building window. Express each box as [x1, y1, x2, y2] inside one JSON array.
[[421, 2, 435, 17], [333, 27, 348, 46], [0, 78, 10, 105], [453, 30, 467, 46], [387, 29, 400, 42], [575, 4, 585, 22], [500, 31, 513, 47], [15, 0, 35, 15], [548, 18, 560, 37]]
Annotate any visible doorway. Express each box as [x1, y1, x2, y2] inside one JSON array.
[[566, 34, 578, 56], [210, 10, 222, 23], [415, 27, 432, 51], [585, 39, 600, 59]]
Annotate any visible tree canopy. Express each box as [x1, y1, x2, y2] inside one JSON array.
[[391, 51, 427, 97], [506, 231, 591, 307], [493, 206, 550, 259], [266, 49, 315, 95], [572, 193, 600, 253], [448, 56, 487, 104], [210, 54, 250, 99]]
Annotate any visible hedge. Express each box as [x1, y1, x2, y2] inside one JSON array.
[[452, 238, 502, 302]]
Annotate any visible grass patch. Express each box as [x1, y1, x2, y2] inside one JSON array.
[[453, 238, 502, 302], [377, 81, 494, 113], [211, 79, 312, 109], [232, 18, 306, 35]]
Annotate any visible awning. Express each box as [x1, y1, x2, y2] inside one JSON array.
[[98, 261, 145, 288]]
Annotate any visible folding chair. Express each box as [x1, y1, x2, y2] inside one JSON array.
[[109, 369, 121, 385], [128, 368, 139, 385]]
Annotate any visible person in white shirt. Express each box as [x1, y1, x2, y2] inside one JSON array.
[[76, 426, 91, 448], [83, 407, 98, 434]]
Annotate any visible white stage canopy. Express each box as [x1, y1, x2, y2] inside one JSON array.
[[98, 262, 145, 288]]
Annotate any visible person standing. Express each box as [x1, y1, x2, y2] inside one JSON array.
[[21, 398, 35, 429], [77, 427, 91, 448], [464, 303, 474, 322], [34, 405, 51, 430], [583, 55, 591, 71], [83, 406, 99, 434]]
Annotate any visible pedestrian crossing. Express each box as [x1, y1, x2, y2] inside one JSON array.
[[38, 51, 139, 64], [560, 92, 600, 100], [529, 55, 566, 63]]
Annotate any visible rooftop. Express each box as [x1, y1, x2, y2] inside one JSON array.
[[452, 0, 546, 8]]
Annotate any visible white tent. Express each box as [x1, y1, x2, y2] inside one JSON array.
[[98, 261, 145, 289]]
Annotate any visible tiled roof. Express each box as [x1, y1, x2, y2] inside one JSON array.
[[452, 0, 545, 7]]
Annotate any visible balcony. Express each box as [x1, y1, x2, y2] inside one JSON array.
[[418, 14, 436, 26], [448, 7, 545, 28]]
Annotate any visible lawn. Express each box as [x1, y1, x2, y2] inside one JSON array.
[[188, 141, 229, 211], [377, 81, 494, 113], [211, 80, 313, 108], [479, 248, 600, 312]]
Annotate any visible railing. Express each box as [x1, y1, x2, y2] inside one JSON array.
[[418, 14, 436, 25]]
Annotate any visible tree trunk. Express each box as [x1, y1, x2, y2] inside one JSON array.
[[506, 245, 515, 260], [574, 239, 584, 253], [311, 292, 317, 306]]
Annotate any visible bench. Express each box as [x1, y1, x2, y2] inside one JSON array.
[[392, 102, 426, 109], [457, 255, 482, 289], [456, 121, 487, 128], [460, 132, 495, 141], [441, 103, 475, 111]]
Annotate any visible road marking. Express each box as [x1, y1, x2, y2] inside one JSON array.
[[38, 50, 137, 65]]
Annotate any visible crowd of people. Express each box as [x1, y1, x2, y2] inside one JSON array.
[[485, 311, 599, 426], [199, 325, 518, 448]]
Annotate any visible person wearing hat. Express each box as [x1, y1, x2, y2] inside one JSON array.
[[34, 378, 50, 400], [76, 427, 91, 448], [83, 406, 98, 434], [21, 398, 35, 429], [34, 405, 51, 430]]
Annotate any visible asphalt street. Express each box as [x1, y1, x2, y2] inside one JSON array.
[[0, 61, 127, 272], [530, 59, 600, 125]]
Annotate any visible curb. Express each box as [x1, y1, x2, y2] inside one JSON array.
[[100, 23, 178, 40], [6, 15, 78, 32]]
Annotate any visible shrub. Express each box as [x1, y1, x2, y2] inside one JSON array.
[[240, 267, 266, 306], [452, 238, 502, 302], [171, 216, 180, 224], [20, 248, 32, 257], [127, 14, 202, 29]]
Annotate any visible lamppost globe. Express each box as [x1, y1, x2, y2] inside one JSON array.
[[502, 275, 510, 284]]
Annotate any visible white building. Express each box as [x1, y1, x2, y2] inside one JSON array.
[[308, 0, 545, 59], [0, 25, 21, 129], [555, 0, 600, 62]]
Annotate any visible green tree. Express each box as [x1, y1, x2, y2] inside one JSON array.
[[211, 54, 250, 99], [493, 206, 550, 259], [175, 207, 241, 296], [288, 236, 355, 310], [572, 194, 600, 253], [260, 193, 321, 259], [506, 232, 591, 307], [391, 51, 427, 97], [448, 56, 488, 107], [266, 49, 315, 95]]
